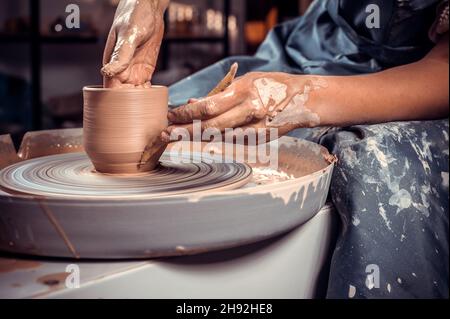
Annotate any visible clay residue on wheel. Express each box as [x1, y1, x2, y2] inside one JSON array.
[[37, 272, 69, 287], [321, 149, 338, 165], [0, 135, 20, 170], [276, 142, 334, 177], [0, 152, 252, 199], [0, 258, 41, 273], [165, 137, 335, 180], [17, 129, 84, 160]]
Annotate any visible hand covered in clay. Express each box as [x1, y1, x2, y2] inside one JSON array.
[[102, 0, 169, 88], [167, 72, 328, 142]]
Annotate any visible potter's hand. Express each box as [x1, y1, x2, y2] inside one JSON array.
[[102, 0, 169, 88], [167, 72, 328, 142]]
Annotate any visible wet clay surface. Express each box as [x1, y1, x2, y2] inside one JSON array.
[[0, 135, 20, 170], [0, 258, 41, 273], [37, 272, 69, 287], [0, 152, 252, 199], [276, 143, 337, 177], [165, 139, 335, 179], [83, 86, 168, 174], [17, 129, 84, 160], [1, 132, 335, 199]]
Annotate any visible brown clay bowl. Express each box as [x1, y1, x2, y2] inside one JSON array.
[[83, 85, 168, 174]]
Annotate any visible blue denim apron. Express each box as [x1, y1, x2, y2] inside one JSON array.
[[170, 0, 439, 104]]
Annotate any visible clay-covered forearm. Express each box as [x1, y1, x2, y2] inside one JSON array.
[[112, 0, 169, 22], [305, 38, 449, 128], [167, 37, 448, 140], [308, 61, 448, 128], [149, 0, 170, 14]]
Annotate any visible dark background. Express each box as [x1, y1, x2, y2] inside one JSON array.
[[0, 0, 313, 143]]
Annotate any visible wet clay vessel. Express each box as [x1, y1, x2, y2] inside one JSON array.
[[83, 86, 168, 174]]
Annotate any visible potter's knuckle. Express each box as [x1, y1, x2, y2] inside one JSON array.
[[228, 81, 239, 89], [253, 113, 263, 121], [147, 20, 158, 32], [249, 102, 259, 111], [245, 112, 255, 124], [177, 104, 190, 115], [204, 102, 220, 117], [171, 110, 184, 121], [253, 109, 267, 120], [248, 71, 264, 79], [122, 62, 131, 70], [185, 107, 198, 120], [234, 90, 246, 100], [203, 120, 218, 130]]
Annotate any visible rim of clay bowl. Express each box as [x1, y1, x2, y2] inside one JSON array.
[[83, 85, 167, 92]]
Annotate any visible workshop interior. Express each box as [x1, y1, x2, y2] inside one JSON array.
[[0, 0, 448, 301]]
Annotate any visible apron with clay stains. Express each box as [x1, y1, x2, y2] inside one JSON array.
[[169, 0, 449, 298]]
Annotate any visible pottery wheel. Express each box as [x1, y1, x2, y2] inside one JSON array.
[[0, 152, 252, 199]]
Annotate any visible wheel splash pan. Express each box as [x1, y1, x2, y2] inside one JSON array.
[[0, 129, 336, 259]]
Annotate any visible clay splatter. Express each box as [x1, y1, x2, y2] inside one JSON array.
[[0, 258, 41, 273], [348, 285, 356, 298], [254, 78, 287, 111], [441, 172, 449, 188], [389, 189, 412, 213]]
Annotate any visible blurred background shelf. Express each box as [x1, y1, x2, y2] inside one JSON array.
[[41, 35, 99, 44], [0, 0, 312, 144], [0, 33, 30, 43], [0, 0, 102, 135], [0, 34, 99, 44], [165, 35, 227, 42]]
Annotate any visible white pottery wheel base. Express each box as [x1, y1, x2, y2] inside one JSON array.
[[0, 132, 335, 259]]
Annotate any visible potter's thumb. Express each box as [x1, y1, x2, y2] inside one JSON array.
[[101, 41, 137, 77]]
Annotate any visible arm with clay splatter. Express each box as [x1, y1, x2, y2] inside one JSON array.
[[102, 0, 169, 88], [166, 71, 330, 141], [312, 34, 448, 128], [168, 35, 448, 141]]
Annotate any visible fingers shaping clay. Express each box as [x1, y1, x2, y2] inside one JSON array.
[[139, 63, 239, 165], [83, 85, 168, 174]]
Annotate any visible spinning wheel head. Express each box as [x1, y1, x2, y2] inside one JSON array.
[[0, 152, 252, 199]]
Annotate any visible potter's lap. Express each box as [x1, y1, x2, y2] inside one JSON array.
[[320, 119, 449, 298]]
